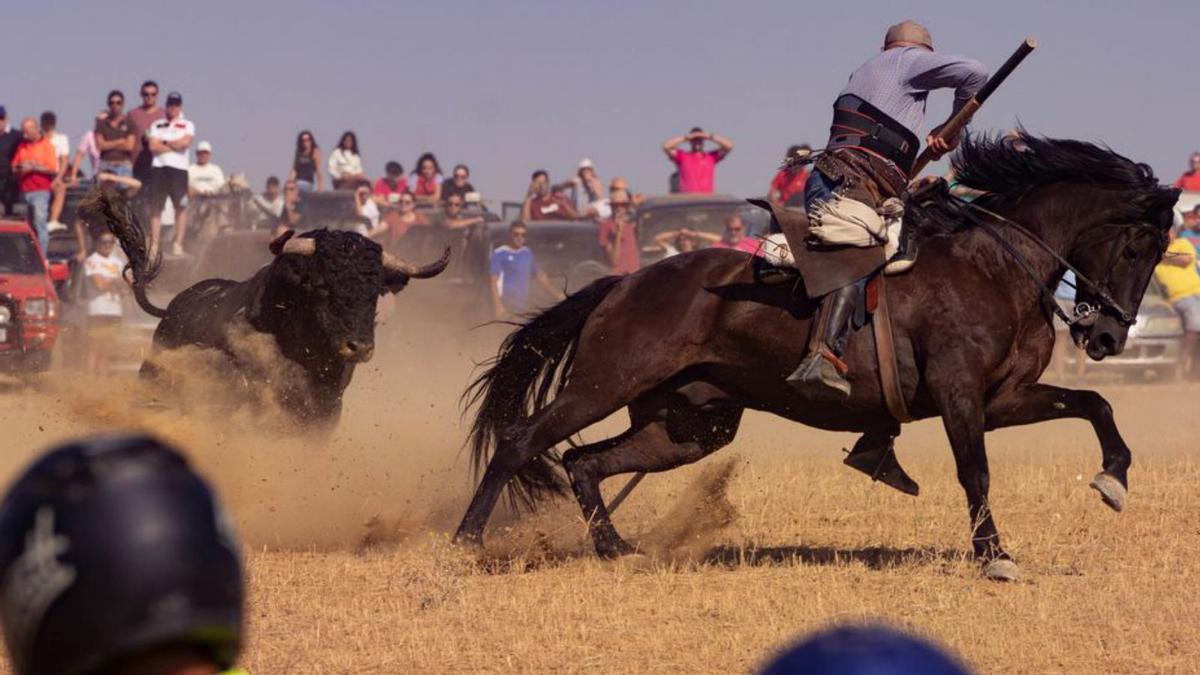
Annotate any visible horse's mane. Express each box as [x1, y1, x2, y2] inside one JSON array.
[[952, 131, 1159, 203]]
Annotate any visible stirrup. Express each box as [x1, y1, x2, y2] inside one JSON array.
[[786, 347, 851, 400]]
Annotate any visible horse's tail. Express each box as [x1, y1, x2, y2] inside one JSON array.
[[77, 185, 168, 318], [462, 275, 623, 510]]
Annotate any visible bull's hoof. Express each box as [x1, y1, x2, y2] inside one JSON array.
[[595, 538, 637, 560], [983, 558, 1021, 582], [1089, 472, 1126, 513]]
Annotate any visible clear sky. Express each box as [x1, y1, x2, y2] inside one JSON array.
[[5, 0, 1199, 201]]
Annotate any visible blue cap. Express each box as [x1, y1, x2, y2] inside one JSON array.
[[0, 106, 7, 118], [760, 625, 971, 675]]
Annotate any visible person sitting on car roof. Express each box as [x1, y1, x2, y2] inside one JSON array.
[[521, 170, 579, 221]]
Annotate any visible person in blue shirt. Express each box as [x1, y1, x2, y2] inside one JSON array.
[[489, 221, 564, 319]]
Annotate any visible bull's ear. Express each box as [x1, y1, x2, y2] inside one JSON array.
[[269, 230, 296, 255]]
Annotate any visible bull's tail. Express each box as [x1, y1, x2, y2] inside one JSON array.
[[462, 275, 623, 510], [77, 186, 167, 318]]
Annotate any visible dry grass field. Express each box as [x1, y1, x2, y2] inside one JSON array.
[[1, 314, 1198, 674]]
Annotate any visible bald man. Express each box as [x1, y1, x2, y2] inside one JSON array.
[[787, 20, 988, 400]]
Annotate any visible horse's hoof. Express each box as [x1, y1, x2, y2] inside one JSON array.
[[983, 558, 1021, 582], [1089, 472, 1126, 513]]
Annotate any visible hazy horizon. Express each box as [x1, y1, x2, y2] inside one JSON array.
[[6, 0, 1200, 202]]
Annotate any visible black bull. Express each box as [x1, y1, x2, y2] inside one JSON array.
[[455, 134, 1180, 579], [78, 187, 448, 424]]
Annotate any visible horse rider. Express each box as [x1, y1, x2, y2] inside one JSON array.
[[787, 20, 989, 399]]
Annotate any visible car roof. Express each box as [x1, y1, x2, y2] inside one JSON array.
[[0, 219, 37, 235]]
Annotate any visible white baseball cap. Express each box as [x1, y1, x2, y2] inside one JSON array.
[[196, 141, 213, 153], [578, 158, 595, 170]]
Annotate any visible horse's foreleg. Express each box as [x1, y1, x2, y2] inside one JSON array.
[[562, 405, 743, 558], [930, 373, 1016, 580], [984, 384, 1129, 512]]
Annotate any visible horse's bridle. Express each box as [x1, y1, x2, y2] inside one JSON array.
[[954, 199, 1158, 328]]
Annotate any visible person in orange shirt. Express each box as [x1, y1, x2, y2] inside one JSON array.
[[10, 117, 57, 253], [1174, 152, 1200, 192]]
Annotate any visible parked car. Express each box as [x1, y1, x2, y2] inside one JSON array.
[[635, 193, 771, 264], [0, 219, 67, 373], [485, 219, 609, 299], [1058, 278, 1184, 380]]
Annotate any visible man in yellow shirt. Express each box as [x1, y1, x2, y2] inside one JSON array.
[[1154, 226, 1200, 375]]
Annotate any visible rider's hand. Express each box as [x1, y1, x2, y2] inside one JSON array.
[[909, 175, 943, 191], [925, 124, 961, 159]]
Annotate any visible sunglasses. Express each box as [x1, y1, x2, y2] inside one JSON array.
[[454, 173, 468, 179], [447, 201, 463, 207], [108, 99, 123, 106], [399, 198, 414, 204], [141, 91, 157, 97]]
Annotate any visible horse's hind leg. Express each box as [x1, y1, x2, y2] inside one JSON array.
[[562, 401, 743, 558]]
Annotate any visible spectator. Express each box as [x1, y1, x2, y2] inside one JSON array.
[[597, 189, 640, 274], [441, 164, 475, 203], [290, 129, 323, 192], [83, 232, 126, 374], [188, 141, 226, 196], [1174, 152, 1200, 192], [273, 179, 304, 236], [373, 161, 409, 206], [574, 158, 609, 219], [0, 434, 246, 675], [1155, 225, 1200, 377], [439, 193, 484, 230], [661, 126, 734, 194], [10, 117, 57, 253], [490, 221, 564, 318], [41, 111, 70, 233], [368, 192, 427, 245], [710, 214, 762, 254], [0, 106, 19, 216], [522, 170, 579, 221], [251, 176, 284, 227], [355, 182, 381, 234], [93, 91, 135, 179], [69, 126, 101, 183], [328, 130, 365, 189], [146, 91, 195, 257], [1183, 206, 1200, 251], [651, 228, 703, 258], [127, 80, 165, 184], [609, 176, 646, 207], [409, 152, 443, 203], [769, 144, 812, 207]]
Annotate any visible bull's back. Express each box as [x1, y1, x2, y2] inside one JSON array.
[[152, 278, 254, 351]]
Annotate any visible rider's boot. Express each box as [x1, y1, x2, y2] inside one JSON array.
[[843, 432, 920, 496], [786, 284, 857, 400]]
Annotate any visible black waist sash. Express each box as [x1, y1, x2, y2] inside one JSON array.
[[826, 94, 920, 177]]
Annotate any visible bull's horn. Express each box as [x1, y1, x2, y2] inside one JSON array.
[[279, 237, 317, 256], [382, 247, 450, 279]]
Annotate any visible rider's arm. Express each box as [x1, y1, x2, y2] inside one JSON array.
[[906, 51, 989, 115]]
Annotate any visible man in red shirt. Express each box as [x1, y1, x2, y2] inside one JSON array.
[[10, 117, 57, 254], [768, 144, 811, 206], [661, 127, 734, 194], [1174, 152, 1200, 192], [127, 80, 165, 184], [522, 170, 579, 221], [709, 214, 762, 255], [597, 189, 640, 274]]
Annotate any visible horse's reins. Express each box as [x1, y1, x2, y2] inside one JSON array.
[[952, 197, 1142, 328]]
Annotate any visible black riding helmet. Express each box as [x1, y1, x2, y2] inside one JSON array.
[[0, 434, 243, 675]]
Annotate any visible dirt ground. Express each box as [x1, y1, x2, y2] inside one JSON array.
[[1, 305, 1197, 674]]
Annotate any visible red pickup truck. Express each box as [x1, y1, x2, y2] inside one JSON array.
[[0, 219, 67, 373]]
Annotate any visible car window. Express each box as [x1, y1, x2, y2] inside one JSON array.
[[0, 233, 44, 275]]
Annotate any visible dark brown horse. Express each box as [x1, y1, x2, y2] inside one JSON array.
[[456, 133, 1179, 579]]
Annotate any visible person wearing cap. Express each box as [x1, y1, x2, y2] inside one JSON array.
[[573, 159, 609, 219], [0, 106, 25, 216], [786, 20, 987, 400], [759, 623, 970, 675], [660, 126, 734, 194], [597, 188, 640, 274], [441, 164, 475, 204], [1173, 152, 1200, 192], [188, 141, 226, 196], [768, 144, 812, 207], [0, 434, 246, 675], [146, 91, 195, 257]]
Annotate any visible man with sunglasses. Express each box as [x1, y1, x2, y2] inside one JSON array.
[[127, 80, 165, 184], [146, 91, 194, 257], [490, 221, 564, 319], [94, 90, 135, 178], [441, 164, 475, 203]]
